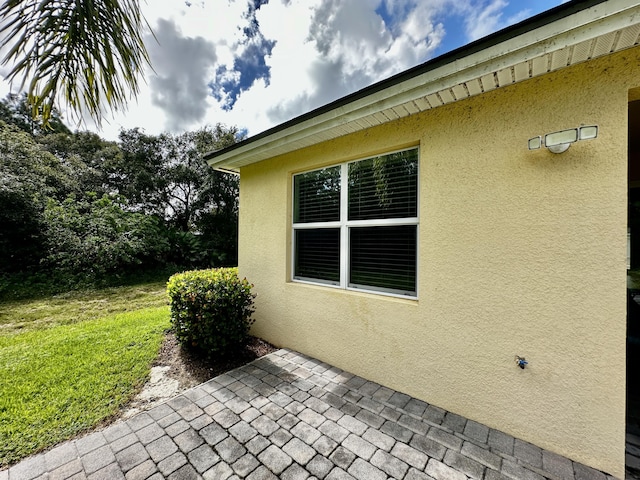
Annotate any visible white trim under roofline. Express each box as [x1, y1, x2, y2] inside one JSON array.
[[206, 0, 640, 172]]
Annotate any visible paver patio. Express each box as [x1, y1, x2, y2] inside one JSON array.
[[1, 348, 617, 480]]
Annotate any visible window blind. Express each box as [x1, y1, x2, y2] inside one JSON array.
[[294, 228, 340, 283], [348, 149, 418, 221], [293, 166, 340, 223], [349, 225, 417, 293]]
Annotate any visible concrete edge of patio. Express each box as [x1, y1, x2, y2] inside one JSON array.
[[2, 348, 619, 480]]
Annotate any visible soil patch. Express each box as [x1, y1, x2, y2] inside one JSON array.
[[122, 332, 277, 417]]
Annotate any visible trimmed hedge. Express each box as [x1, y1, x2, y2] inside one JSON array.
[[167, 268, 255, 358]]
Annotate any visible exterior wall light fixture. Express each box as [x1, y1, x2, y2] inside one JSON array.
[[528, 125, 598, 153]]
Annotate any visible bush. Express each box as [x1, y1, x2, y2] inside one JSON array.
[[166, 268, 255, 358], [42, 193, 168, 277]]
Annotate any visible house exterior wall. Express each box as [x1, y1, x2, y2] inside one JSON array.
[[238, 46, 640, 478]]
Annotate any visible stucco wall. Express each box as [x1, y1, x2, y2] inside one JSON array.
[[238, 46, 640, 478]]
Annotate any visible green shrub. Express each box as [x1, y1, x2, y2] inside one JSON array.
[[166, 268, 255, 358]]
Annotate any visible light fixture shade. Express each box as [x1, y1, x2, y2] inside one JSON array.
[[528, 136, 542, 150], [545, 128, 578, 147], [527, 125, 598, 153], [579, 125, 598, 140]]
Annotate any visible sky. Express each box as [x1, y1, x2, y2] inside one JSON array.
[[0, 0, 568, 141]]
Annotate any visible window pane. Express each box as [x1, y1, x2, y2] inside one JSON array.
[[294, 166, 341, 223], [349, 225, 416, 294], [295, 228, 340, 283], [348, 149, 418, 221]]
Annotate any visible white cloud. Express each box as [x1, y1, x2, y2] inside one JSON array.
[[124, 0, 455, 138], [462, 0, 534, 41], [244, 0, 446, 128], [146, 18, 217, 130], [464, 0, 508, 40]]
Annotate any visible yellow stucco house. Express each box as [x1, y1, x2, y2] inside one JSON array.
[[206, 0, 640, 477]]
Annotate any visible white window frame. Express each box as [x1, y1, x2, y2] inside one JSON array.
[[291, 147, 419, 299]]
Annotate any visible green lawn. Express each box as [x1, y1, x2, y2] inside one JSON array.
[[0, 281, 168, 334], [0, 282, 170, 467]]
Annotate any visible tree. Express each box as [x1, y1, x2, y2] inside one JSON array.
[[0, 118, 245, 283], [38, 130, 122, 196], [161, 126, 242, 265], [42, 193, 167, 277], [111, 128, 166, 215], [158, 126, 239, 233], [0, 0, 151, 126], [0, 93, 70, 135], [113, 125, 243, 265], [0, 177, 46, 273], [115, 125, 241, 227], [0, 121, 71, 272], [0, 121, 74, 201]]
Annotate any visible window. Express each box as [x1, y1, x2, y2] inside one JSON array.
[[292, 147, 418, 297]]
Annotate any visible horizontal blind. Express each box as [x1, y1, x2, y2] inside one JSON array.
[[294, 166, 341, 223], [349, 225, 417, 294], [294, 228, 340, 283], [348, 149, 418, 221]]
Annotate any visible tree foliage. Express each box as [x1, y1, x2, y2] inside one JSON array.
[[0, 121, 70, 272], [0, 179, 45, 273], [0, 95, 243, 295], [0, 0, 151, 126], [0, 94, 70, 135], [114, 126, 242, 265], [42, 193, 165, 276]]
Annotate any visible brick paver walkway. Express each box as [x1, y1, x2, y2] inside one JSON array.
[[2, 349, 618, 480]]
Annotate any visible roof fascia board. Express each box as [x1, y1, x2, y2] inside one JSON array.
[[207, 0, 636, 170], [345, 0, 640, 114]]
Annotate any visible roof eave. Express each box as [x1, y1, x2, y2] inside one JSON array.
[[206, 0, 639, 172]]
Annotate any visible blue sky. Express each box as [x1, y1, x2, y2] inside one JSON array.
[[0, 0, 568, 140], [432, 1, 568, 54]]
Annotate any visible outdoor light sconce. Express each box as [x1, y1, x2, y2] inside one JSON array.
[[528, 125, 598, 154]]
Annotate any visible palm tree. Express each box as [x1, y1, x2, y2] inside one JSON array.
[[0, 0, 151, 127]]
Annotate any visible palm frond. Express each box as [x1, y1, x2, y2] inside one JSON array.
[[0, 0, 152, 127]]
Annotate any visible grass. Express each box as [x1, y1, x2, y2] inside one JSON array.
[[0, 280, 168, 334], [0, 282, 170, 467]]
